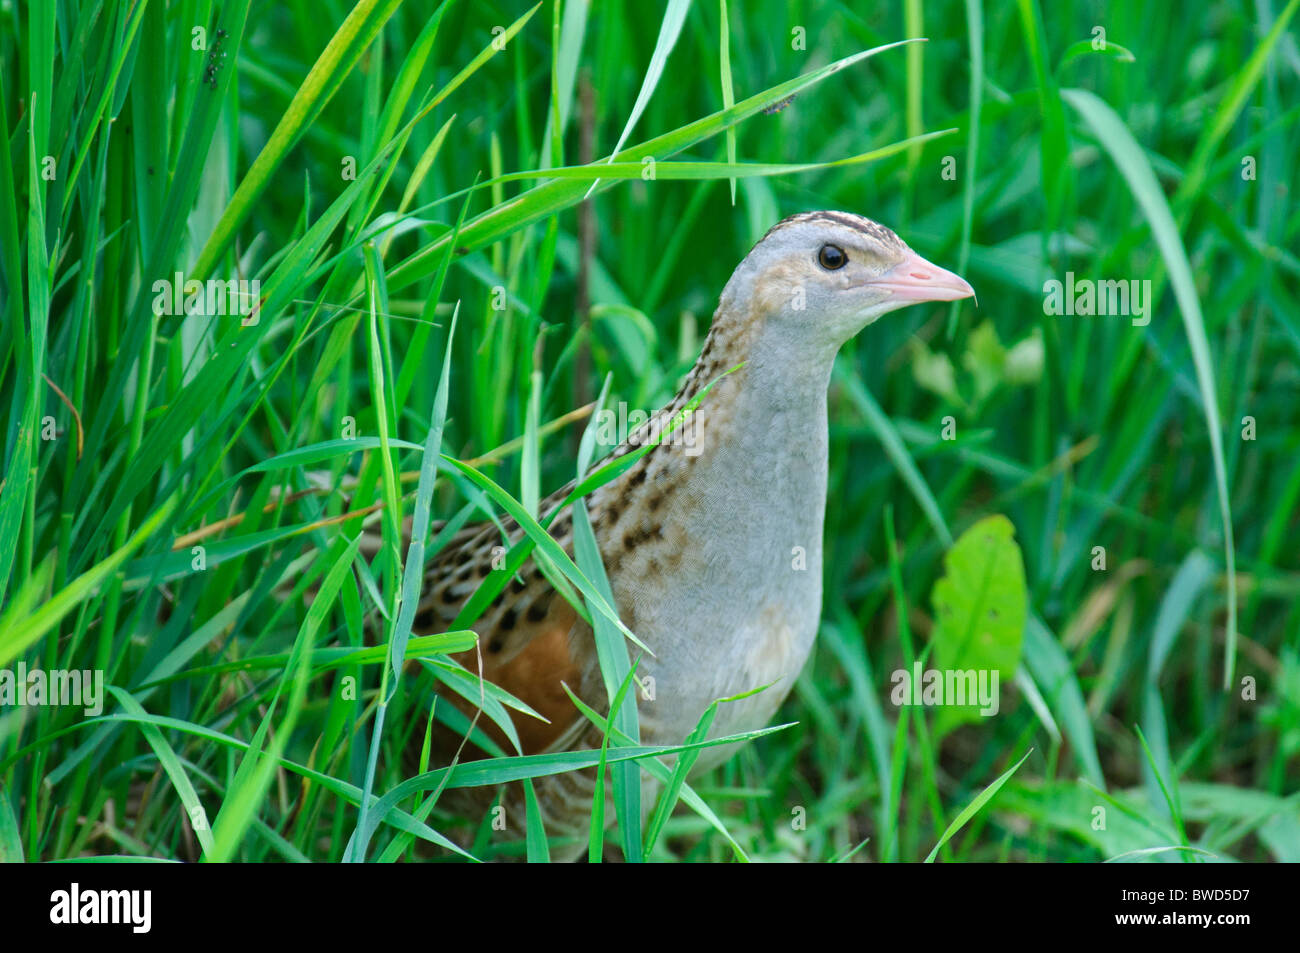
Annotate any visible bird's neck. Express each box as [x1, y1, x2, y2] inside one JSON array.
[[585, 298, 833, 708], [680, 296, 839, 464], [597, 298, 837, 571], [692, 311, 835, 524], [673, 271, 840, 409]]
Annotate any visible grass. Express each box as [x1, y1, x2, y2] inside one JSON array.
[[0, 0, 1297, 863]]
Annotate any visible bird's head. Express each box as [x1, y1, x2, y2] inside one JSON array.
[[724, 210, 974, 355]]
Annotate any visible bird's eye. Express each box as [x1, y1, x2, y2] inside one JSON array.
[[818, 244, 847, 270]]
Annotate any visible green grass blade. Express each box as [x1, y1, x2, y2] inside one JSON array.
[[191, 0, 407, 279], [208, 537, 360, 862], [718, 0, 736, 205], [572, 376, 643, 860], [104, 687, 217, 858], [925, 749, 1032, 862], [1062, 87, 1238, 688], [586, 0, 692, 198], [836, 366, 953, 547]]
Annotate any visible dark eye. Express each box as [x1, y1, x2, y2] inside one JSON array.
[[818, 244, 847, 270]]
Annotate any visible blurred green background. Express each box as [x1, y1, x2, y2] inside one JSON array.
[[0, 0, 1296, 861]]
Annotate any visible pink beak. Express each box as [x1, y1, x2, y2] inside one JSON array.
[[875, 250, 975, 303]]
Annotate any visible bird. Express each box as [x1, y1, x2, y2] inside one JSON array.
[[406, 210, 974, 857]]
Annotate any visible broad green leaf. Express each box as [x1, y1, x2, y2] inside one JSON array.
[[928, 515, 1027, 734]]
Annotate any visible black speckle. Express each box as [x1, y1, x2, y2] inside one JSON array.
[[500, 608, 517, 631], [762, 93, 796, 115], [526, 599, 549, 622], [414, 606, 436, 629], [488, 638, 504, 653]]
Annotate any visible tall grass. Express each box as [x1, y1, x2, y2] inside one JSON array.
[[0, 0, 1296, 862]]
